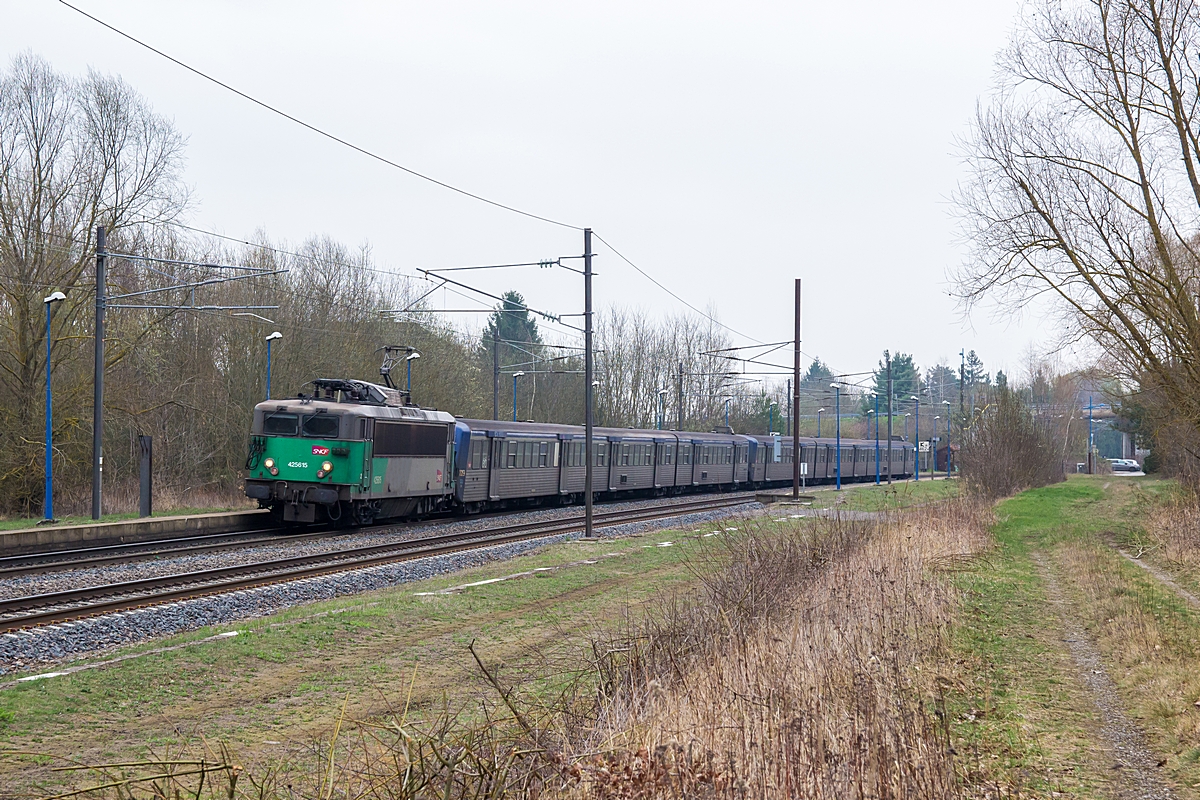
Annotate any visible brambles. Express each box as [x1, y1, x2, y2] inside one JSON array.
[[957, 387, 1064, 498]]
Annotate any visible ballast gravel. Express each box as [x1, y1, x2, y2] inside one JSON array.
[[0, 503, 758, 675]]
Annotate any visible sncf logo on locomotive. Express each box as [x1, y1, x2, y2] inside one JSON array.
[[312, 446, 331, 456]]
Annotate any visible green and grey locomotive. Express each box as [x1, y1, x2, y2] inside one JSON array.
[[244, 378, 454, 525]]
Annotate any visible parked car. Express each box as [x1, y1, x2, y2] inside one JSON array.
[[1109, 458, 1141, 473]]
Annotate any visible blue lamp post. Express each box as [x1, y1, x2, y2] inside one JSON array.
[[265, 331, 282, 400], [934, 416, 941, 473], [872, 392, 880, 484], [42, 291, 66, 522], [406, 350, 421, 402], [513, 371, 525, 421], [817, 407, 825, 438], [911, 395, 920, 481], [768, 402, 776, 435], [832, 383, 842, 490]]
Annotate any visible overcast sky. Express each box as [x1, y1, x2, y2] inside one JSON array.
[[7, 0, 1050, 384]]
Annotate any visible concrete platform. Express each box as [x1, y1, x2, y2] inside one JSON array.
[[755, 491, 817, 505], [0, 509, 270, 557]]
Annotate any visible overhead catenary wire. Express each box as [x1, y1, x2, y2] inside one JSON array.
[[35, 10, 783, 353], [55, 0, 582, 232], [589, 231, 765, 346]]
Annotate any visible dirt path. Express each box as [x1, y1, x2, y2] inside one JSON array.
[[1033, 552, 1175, 800], [1117, 549, 1200, 609]]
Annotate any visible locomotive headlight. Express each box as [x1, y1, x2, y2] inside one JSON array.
[[321, 461, 333, 473], [264, 458, 275, 469]]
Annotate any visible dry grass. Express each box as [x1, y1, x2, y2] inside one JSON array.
[[44, 502, 996, 799], [1141, 489, 1200, 585], [565, 503, 994, 799], [39, 482, 252, 520]]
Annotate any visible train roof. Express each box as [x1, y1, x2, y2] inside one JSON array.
[[457, 419, 583, 438], [255, 396, 455, 424], [457, 419, 755, 442], [740, 434, 914, 447]]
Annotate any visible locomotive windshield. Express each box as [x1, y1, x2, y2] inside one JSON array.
[[302, 414, 341, 438], [263, 412, 299, 435]]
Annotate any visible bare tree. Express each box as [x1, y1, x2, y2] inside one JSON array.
[[957, 0, 1200, 452], [0, 53, 187, 511]]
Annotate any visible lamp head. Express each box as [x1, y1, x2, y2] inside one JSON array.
[[265, 331, 283, 342], [513, 371, 525, 378], [830, 382, 839, 389], [910, 395, 918, 401], [43, 291, 66, 304], [406, 351, 421, 361], [591, 380, 600, 388]]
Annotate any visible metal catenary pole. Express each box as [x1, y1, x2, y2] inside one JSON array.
[[92, 226, 106, 520], [886, 350, 893, 486], [959, 348, 966, 421], [677, 360, 684, 431], [792, 278, 801, 498], [492, 333, 500, 420], [584, 228, 594, 538]]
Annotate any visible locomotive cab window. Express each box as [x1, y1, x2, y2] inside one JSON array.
[[302, 414, 340, 438], [263, 412, 299, 435]]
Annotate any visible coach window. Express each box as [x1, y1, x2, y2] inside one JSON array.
[[592, 441, 607, 467], [507, 441, 518, 468], [540, 441, 549, 468], [621, 443, 630, 466]]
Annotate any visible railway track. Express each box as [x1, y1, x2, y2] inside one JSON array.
[[0, 492, 761, 578], [0, 495, 751, 633]]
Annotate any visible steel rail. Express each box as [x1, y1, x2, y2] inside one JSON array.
[[0, 526, 330, 577], [0, 493, 759, 578], [0, 496, 750, 632]]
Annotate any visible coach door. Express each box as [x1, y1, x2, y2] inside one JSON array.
[[488, 435, 504, 501]]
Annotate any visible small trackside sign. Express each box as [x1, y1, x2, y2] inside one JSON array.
[[312, 445, 331, 456]]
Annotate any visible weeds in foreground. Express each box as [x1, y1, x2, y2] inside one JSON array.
[[20, 502, 995, 799]]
